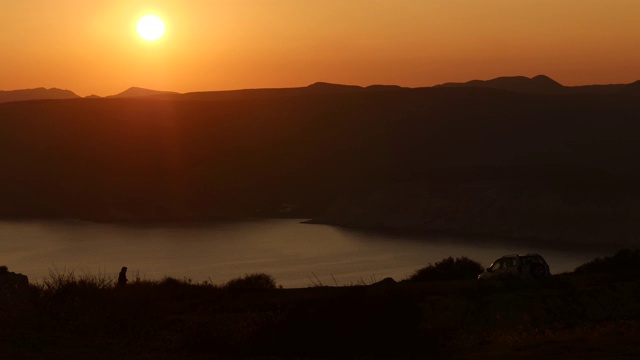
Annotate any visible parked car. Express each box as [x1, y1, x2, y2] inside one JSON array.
[[477, 253, 551, 281]]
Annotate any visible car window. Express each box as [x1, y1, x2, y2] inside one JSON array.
[[490, 260, 502, 271], [505, 258, 516, 267]]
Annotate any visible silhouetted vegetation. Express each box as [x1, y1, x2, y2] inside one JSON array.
[[158, 275, 195, 287], [407, 256, 484, 282], [40, 268, 114, 292], [574, 248, 640, 275], [2, 252, 640, 359], [224, 272, 277, 290]]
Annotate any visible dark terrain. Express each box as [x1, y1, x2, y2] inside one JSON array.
[[1, 251, 640, 359], [2, 77, 640, 244]]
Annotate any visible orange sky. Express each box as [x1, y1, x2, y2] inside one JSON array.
[[1, 0, 639, 97]]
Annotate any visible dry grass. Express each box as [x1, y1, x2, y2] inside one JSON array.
[[2, 253, 640, 359]]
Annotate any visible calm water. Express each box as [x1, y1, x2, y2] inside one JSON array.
[[0, 218, 614, 288]]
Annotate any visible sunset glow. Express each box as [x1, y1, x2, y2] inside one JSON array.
[[1, 0, 639, 96], [136, 15, 165, 41]]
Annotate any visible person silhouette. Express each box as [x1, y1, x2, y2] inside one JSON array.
[[118, 266, 128, 287]]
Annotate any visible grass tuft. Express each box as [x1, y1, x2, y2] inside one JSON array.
[[40, 267, 114, 292]]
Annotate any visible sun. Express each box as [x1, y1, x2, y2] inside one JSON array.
[[136, 15, 166, 41]]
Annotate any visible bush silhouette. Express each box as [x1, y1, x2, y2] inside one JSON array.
[[407, 256, 483, 282], [224, 273, 277, 290]]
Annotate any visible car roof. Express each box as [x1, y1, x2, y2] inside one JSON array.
[[498, 253, 545, 259]]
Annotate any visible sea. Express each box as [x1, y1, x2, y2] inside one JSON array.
[[0, 218, 614, 288]]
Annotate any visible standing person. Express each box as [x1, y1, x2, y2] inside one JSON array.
[[118, 266, 128, 287]]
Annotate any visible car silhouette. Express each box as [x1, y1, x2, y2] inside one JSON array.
[[477, 253, 551, 281]]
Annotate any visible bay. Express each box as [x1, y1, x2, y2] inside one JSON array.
[[0, 218, 610, 288]]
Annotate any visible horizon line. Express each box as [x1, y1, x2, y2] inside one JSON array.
[[3, 74, 640, 98]]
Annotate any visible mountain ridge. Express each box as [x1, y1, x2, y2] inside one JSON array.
[[2, 76, 640, 103], [106, 87, 179, 99], [434, 75, 640, 95], [0, 87, 80, 104], [436, 74, 565, 94]]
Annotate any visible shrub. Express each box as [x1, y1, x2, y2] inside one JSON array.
[[408, 256, 484, 282], [159, 276, 193, 287], [224, 273, 277, 291], [574, 249, 640, 275]]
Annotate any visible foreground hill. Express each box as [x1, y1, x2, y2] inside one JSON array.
[[2, 253, 640, 359], [1, 86, 640, 243]]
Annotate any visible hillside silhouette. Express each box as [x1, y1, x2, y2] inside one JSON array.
[[143, 82, 406, 102], [435, 75, 640, 95], [1, 82, 640, 244], [106, 86, 179, 98], [0, 87, 79, 103], [3, 76, 638, 103], [436, 75, 564, 94]]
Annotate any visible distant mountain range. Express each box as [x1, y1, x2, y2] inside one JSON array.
[[435, 75, 564, 93], [105, 87, 179, 99], [435, 75, 640, 95], [3, 76, 639, 104], [0, 87, 80, 103]]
